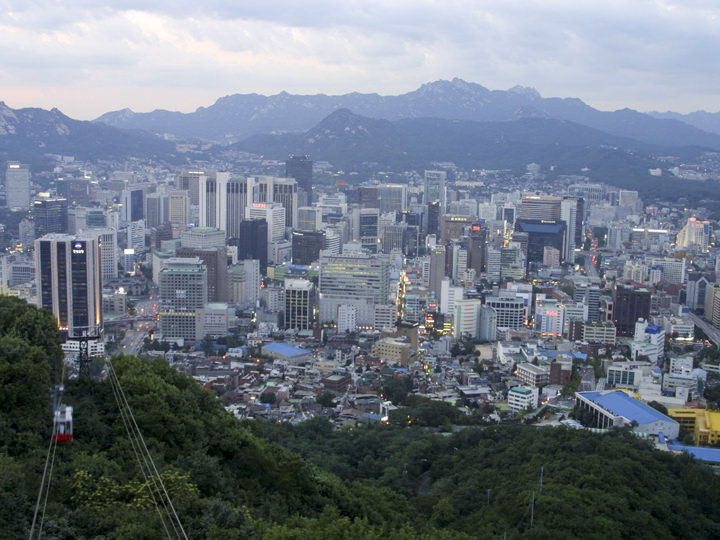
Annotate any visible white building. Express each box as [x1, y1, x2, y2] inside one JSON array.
[[508, 386, 539, 411]]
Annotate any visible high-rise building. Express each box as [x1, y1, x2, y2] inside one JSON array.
[[5, 162, 31, 209], [706, 283, 720, 330], [285, 155, 313, 205], [120, 189, 144, 223], [291, 230, 324, 265], [574, 283, 601, 322], [35, 232, 103, 339], [180, 226, 225, 249], [252, 176, 298, 228], [358, 208, 380, 253], [453, 299, 482, 338], [519, 195, 562, 220], [158, 257, 207, 341], [177, 246, 228, 303], [560, 198, 578, 261], [32, 198, 68, 237], [297, 206, 322, 232], [284, 278, 314, 330], [484, 295, 525, 338], [176, 171, 205, 206], [441, 215, 474, 244], [514, 219, 566, 267], [228, 259, 261, 306], [612, 282, 651, 337], [318, 252, 390, 325], [145, 192, 168, 228], [467, 224, 487, 274], [246, 202, 285, 243], [234, 220, 268, 270], [93, 228, 118, 282], [677, 217, 711, 252], [424, 170, 446, 208], [168, 190, 190, 226]]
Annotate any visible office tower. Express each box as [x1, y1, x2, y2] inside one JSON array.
[[450, 242, 468, 281], [686, 272, 713, 312], [439, 277, 463, 316], [86, 209, 107, 228], [486, 247, 501, 282], [228, 259, 261, 305], [428, 246, 446, 296], [35, 232, 102, 339], [574, 283, 601, 322], [382, 223, 405, 254], [32, 198, 68, 237], [285, 155, 313, 206], [18, 218, 34, 249], [441, 215, 474, 244], [176, 171, 205, 206], [519, 195, 562, 220], [619, 190, 640, 209], [379, 184, 408, 213], [612, 282, 651, 337], [453, 298, 482, 338], [158, 257, 207, 341], [56, 178, 90, 206], [120, 189, 144, 223], [560, 198, 578, 261], [93, 228, 118, 281], [648, 257, 686, 285], [180, 226, 225, 249], [677, 217, 711, 252], [234, 220, 268, 270], [467, 224, 487, 274], [168, 190, 190, 226], [514, 219, 566, 267], [145, 192, 168, 228], [284, 278, 314, 330], [5, 162, 31, 209], [484, 295, 525, 337], [358, 184, 381, 209], [318, 252, 390, 325], [543, 246, 561, 267], [254, 176, 298, 228], [297, 206, 322, 232], [150, 224, 173, 250], [424, 170, 446, 208], [427, 201, 441, 237], [199, 172, 229, 231], [246, 202, 284, 243], [706, 284, 720, 330], [358, 208, 380, 253], [126, 220, 146, 255], [323, 227, 342, 255], [291, 230, 324, 265], [573, 198, 585, 246], [177, 246, 228, 303]]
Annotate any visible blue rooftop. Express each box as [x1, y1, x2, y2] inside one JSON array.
[[578, 390, 676, 425], [262, 342, 311, 358], [668, 444, 720, 463], [647, 325, 663, 334]]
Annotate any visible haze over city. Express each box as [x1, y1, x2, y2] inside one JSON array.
[[2, 0, 720, 120]]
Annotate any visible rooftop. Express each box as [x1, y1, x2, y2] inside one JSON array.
[[578, 390, 677, 426]]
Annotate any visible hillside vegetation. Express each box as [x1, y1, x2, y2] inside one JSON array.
[[1, 295, 719, 539]]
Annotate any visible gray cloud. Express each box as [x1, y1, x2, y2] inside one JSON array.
[[2, 0, 720, 118]]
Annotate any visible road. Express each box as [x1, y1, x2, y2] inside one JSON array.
[[686, 312, 720, 347], [117, 298, 158, 356]]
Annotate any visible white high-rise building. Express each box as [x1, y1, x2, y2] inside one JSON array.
[[5, 162, 31, 209], [440, 277, 463, 316], [246, 202, 285, 243], [168, 190, 190, 226], [158, 257, 207, 341], [93, 228, 118, 281], [560, 198, 578, 261], [453, 298, 482, 338]]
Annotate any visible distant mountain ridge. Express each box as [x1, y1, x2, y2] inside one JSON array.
[[94, 78, 720, 149], [0, 101, 179, 165]]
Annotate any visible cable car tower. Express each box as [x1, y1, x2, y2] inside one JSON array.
[[67, 325, 103, 377]]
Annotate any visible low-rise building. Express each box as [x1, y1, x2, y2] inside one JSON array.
[[508, 385, 539, 411]]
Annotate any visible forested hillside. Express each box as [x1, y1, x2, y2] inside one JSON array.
[[1, 296, 719, 539]]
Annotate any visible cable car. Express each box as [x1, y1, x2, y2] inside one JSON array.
[[52, 405, 73, 443]]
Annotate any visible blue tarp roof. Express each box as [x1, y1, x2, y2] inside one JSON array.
[[262, 342, 311, 358], [578, 390, 676, 425]]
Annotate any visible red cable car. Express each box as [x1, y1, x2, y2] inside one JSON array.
[[53, 405, 73, 443]]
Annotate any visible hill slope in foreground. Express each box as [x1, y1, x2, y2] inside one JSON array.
[[1, 295, 719, 539]]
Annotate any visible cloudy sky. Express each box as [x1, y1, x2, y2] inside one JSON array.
[[2, 0, 719, 120]]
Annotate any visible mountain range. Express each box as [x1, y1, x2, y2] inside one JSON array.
[[94, 78, 720, 149]]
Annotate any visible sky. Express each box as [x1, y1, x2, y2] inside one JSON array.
[[2, 0, 720, 120]]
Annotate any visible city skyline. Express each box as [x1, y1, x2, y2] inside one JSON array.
[[2, 1, 720, 120]]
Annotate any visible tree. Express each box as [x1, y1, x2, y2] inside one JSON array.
[[261, 391, 277, 405], [316, 391, 335, 408]]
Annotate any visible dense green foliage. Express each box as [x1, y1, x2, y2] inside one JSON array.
[[2, 296, 720, 539]]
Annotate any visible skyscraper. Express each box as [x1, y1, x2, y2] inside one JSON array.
[[284, 278, 314, 330], [5, 162, 31, 209], [612, 282, 651, 337], [285, 155, 313, 205], [158, 257, 207, 341], [424, 170, 446, 208], [32, 198, 68, 237], [35, 232, 103, 339]]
